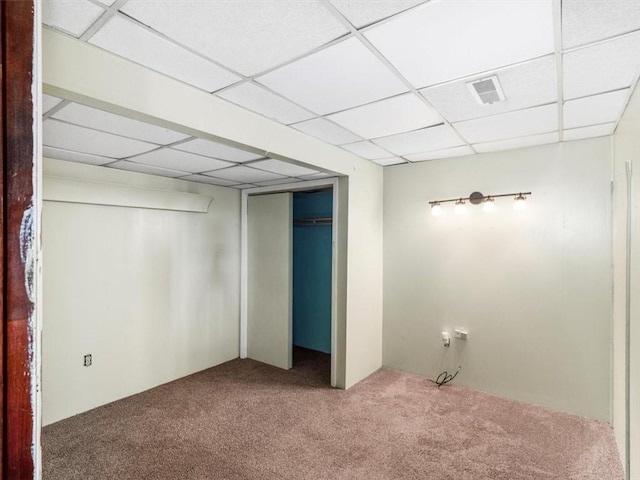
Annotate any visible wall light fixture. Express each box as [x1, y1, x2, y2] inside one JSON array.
[[429, 191, 532, 216]]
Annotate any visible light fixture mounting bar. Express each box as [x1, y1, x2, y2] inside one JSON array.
[[429, 192, 532, 205]]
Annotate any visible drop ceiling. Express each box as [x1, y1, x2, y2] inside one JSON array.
[[42, 0, 640, 188], [43, 99, 333, 188]]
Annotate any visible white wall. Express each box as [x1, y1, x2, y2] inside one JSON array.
[[613, 82, 640, 478], [383, 138, 612, 421], [42, 158, 241, 425], [344, 169, 384, 388]]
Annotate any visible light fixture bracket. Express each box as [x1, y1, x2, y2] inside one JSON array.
[[429, 191, 532, 215], [469, 191, 484, 205]]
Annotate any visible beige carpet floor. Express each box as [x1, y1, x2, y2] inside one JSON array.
[[43, 349, 623, 480]]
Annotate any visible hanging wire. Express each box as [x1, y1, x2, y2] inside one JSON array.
[[434, 366, 461, 388]]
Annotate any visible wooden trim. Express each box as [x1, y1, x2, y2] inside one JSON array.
[[0, 4, 4, 476], [2, 1, 36, 478]]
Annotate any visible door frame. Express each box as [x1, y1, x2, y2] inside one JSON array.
[[241, 178, 340, 387], [2, 1, 41, 478]]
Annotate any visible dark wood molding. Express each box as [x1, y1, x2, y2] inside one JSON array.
[[2, 1, 36, 479], [0, 6, 4, 477]]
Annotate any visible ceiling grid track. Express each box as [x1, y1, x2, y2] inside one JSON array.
[[42, 99, 71, 121], [79, 0, 129, 42], [217, 81, 319, 125], [552, 0, 564, 142], [614, 71, 640, 136], [564, 27, 640, 55]]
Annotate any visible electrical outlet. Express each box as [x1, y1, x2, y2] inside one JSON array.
[[84, 354, 92, 367], [454, 329, 468, 340]]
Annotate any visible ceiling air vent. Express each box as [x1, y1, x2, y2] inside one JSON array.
[[467, 75, 506, 105]]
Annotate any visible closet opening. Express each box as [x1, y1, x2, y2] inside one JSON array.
[[292, 189, 333, 383]]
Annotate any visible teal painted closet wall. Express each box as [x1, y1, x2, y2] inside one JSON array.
[[293, 190, 333, 354]]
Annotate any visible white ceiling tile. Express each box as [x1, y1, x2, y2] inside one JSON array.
[[235, 184, 259, 189], [89, 15, 240, 93], [218, 82, 315, 125], [327, 93, 442, 139], [43, 95, 63, 114], [421, 56, 557, 123], [404, 146, 475, 162], [251, 159, 318, 177], [180, 174, 240, 187], [373, 157, 407, 166], [130, 148, 233, 173], [254, 178, 299, 187], [563, 32, 640, 100], [121, 1, 348, 76], [95, 0, 116, 5], [563, 89, 630, 129], [43, 146, 114, 166], [173, 139, 263, 163], [108, 161, 188, 178], [42, 0, 104, 37], [43, 119, 157, 158], [453, 104, 558, 144], [52, 102, 189, 145], [563, 0, 640, 48], [473, 132, 559, 153], [292, 118, 362, 145], [256, 37, 408, 115], [328, 0, 425, 28], [364, 0, 554, 88], [563, 123, 616, 142], [341, 141, 392, 160], [204, 165, 286, 184], [373, 124, 463, 156]]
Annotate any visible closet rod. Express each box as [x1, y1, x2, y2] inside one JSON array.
[[293, 216, 332, 225]]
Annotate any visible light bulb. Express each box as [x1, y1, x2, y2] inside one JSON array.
[[431, 203, 443, 216], [482, 197, 495, 213], [514, 194, 527, 211], [454, 199, 467, 215]]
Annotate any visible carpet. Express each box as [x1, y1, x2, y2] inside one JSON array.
[[42, 348, 623, 479]]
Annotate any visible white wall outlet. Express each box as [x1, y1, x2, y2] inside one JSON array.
[[441, 331, 451, 347], [84, 354, 92, 367], [454, 329, 468, 340]]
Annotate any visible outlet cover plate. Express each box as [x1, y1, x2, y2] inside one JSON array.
[[454, 329, 468, 340]]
